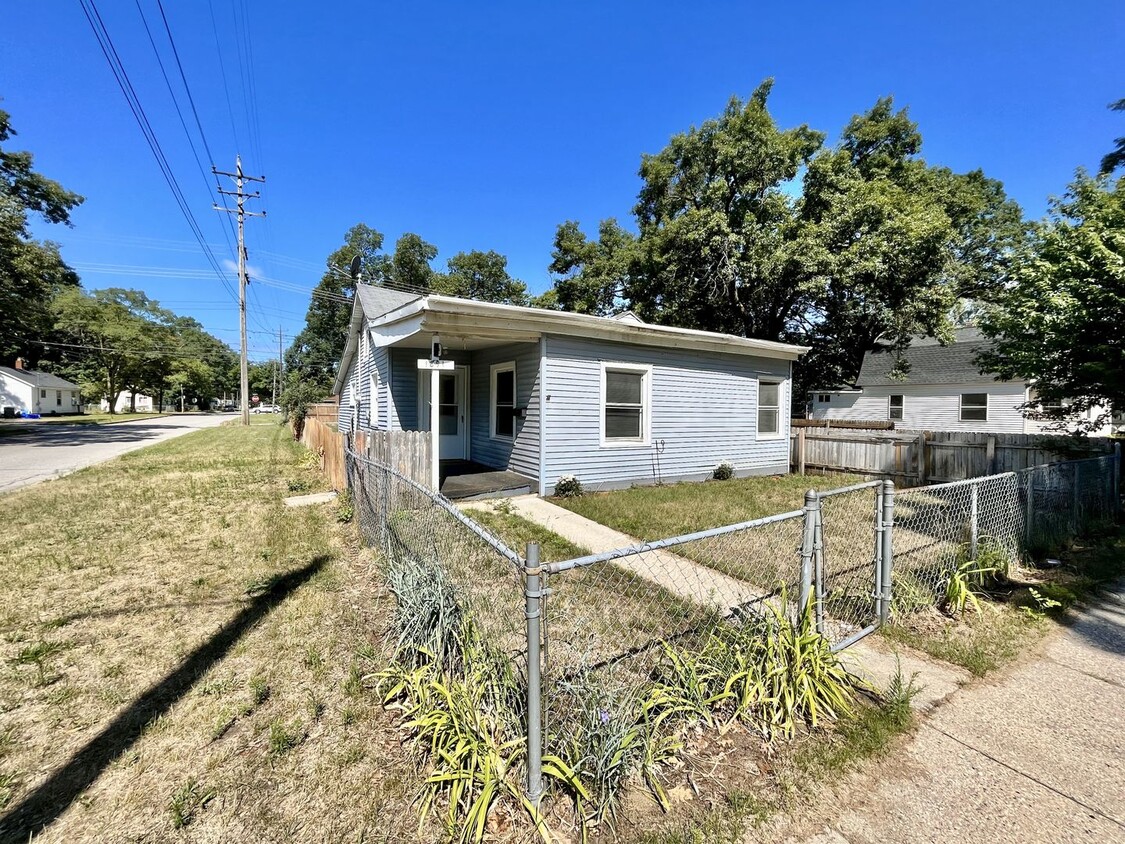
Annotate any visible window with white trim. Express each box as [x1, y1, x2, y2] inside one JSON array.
[[601, 364, 649, 444], [758, 381, 781, 436], [818, 393, 831, 404], [490, 362, 516, 439], [960, 393, 988, 422], [889, 394, 904, 421]]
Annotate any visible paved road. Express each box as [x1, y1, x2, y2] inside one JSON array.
[[776, 579, 1125, 844], [0, 414, 234, 494]]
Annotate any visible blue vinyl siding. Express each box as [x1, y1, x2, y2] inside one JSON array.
[[542, 334, 791, 490], [373, 345, 390, 429], [468, 343, 540, 478], [338, 358, 355, 432]]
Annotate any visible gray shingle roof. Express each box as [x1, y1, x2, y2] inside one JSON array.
[[355, 284, 420, 319], [856, 328, 998, 386], [0, 366, 81, 390]]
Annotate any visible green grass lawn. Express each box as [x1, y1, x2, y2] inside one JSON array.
[[0, 420, 421, 843], [553, 472, 866, 540]]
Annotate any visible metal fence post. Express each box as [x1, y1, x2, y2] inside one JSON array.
[[1113, 443, 1122, 517], [1070, 461, 1080, 536], [813, 503, 825, 635], [379, 465, 390, 548], [873, 483, 885, 623], [969, 482, 979, 560], [800, 491, 818, 615], [879, 480, 894, 624], [524, 542, 544, 804], [1025, 469, 1036, 551]]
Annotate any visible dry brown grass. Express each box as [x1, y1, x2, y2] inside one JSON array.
[[0, 419, 423, 843]]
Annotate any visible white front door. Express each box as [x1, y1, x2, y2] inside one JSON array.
[[419, 366, 469, 460]]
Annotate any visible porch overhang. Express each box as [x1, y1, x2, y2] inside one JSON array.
[[371, 294, 809, 360]]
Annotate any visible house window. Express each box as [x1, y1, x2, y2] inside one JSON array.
[[601, 363, 650, 445], [758, 381, 781, 436], [490, 362, 516, 440], [818, 393, 831, 404], [889, 394, 904, 421], [960, 393, 988, 422], [40, 389, 47, 399], [56, 390, 62, 406]]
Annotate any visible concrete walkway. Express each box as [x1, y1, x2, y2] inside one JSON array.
[[777, 580, 1125, 844], [460, 495, 968, 710]]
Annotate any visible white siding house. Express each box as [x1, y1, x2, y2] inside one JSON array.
[[0, 363, 82, 416], [334, 287, 808, 495], [810, 328, 1112, 434]]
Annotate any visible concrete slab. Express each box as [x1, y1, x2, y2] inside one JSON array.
[[283, 491, 337, 507], [770, 580, 1125, 844]]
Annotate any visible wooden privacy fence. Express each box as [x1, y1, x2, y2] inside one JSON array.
[[295, 413, 432, 491], [298, 415, 350, 490], [365, 430, 431, 488], [791, 426, 1116, 485]]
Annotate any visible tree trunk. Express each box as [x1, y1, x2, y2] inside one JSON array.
[[129, 390, 137, 413]]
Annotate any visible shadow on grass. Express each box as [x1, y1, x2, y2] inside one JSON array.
[[0, 555, 329, 842]]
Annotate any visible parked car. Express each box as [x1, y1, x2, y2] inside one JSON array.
[[251, 404, 281, 414]]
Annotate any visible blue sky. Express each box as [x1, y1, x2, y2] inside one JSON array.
[[2, 1, 1122, 360]]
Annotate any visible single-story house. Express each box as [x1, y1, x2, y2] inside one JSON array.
[[0, 361, 83, 416], [100, 392, 155, 413], [809, 328, 1113, 434], [333, 285, 808, 496]]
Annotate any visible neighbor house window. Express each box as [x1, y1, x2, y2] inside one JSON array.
[[818, 394, 831, 403], [889, 394, 904, 421], [758, 381, 781, 436], [56, 390, 62, 406], [601, 363, 650, 445], [490, 362, 516, 439], [960, 393, 988, 422], [40, 389, 46, 399]]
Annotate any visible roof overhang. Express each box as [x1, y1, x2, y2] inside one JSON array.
[[333, 294, 810, 394]]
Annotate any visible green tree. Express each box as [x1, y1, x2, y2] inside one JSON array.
[[979, 173, 1124, 432], [546, 219, 636, 315], [390, 232, 438, 291], [0, 107, 84, 365], [794, 99, 1025, 392], [435, 250, 528, 305], [631, 80, 824, 337], [285, 223, 389, 392], [52, 288, 155, 412], [1100, 98, 1125, 176]]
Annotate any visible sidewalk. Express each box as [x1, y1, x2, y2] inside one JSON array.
[[460, 495, 968, 710], [775, 580, 1125, 843]]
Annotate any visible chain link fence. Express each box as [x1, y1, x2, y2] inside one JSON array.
[[344, 438, 1119, 810], [538, 510, 808, 765], [345, 443, 527, 667]]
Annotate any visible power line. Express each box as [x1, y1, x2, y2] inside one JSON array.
[[78, 0, 239, 309]]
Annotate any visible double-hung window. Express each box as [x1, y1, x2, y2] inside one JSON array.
[[889, 394, 904, 421], [758, 381, 781, 437], [960, 393, 988, 422], [491, 362, 516, 439], [601, 363, 650, 445]]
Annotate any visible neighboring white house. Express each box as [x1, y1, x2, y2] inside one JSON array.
[[0, 361, 83, 416], [333, 285, 809, 495], [809, 328, 1113, 435], [100, 392, 155, 413]]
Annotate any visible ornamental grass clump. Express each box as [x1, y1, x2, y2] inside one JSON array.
[[647, 592, 853, 741], [377, 622, 587, 844]]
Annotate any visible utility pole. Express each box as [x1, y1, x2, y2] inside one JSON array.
[[277, 326, 283, 406], [214, 155, 265, 426]]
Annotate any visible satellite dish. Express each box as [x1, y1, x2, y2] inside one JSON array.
[[349, 255, 362, 281]]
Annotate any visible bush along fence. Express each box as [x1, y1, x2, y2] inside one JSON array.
[[343, 440, 1120, 841]]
